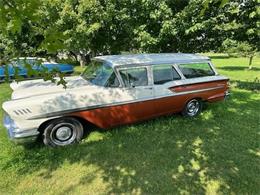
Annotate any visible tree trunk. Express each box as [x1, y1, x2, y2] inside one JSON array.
[[249, 56, 253, 70], [79, 58, 85, 68], [76, 53, 92, 67], [77, 54, 86, 68]]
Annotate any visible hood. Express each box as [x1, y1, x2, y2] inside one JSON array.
[[11, 76, 90, 99]]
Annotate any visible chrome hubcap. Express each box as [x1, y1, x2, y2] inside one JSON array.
[[50, 123, 76, 146], [56, 126, 72, 141], [187, 100, 200, 116]]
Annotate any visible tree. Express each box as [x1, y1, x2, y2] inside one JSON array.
[[0, 0, 259, 86], [222, 39, 257, 69]]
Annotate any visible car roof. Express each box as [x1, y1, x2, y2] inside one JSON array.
[[93, 53, 210, 67], [12, 57, 47, 61]]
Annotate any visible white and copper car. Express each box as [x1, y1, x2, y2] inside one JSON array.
[[2, 54, 229, 147]]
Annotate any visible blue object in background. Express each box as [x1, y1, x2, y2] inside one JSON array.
[[0, 58, 74, 81]]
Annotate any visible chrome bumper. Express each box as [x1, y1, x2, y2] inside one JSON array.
[[224, 91, 231, 100], [3, 114, 39, 144]]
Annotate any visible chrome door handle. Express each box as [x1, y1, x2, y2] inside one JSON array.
[[144, 87, 153, 90]]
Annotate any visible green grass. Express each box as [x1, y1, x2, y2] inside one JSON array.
[[209, 53, 260, 81], [0, 55, 259, 194]]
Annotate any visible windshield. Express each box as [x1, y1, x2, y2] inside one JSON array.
[[81, 61, 114, 86]]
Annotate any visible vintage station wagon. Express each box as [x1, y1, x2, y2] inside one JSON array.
[[2, 53, 229, 147]]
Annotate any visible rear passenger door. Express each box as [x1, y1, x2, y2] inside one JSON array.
[[153, 64, 181, 96], [152, 64, 183, 115]]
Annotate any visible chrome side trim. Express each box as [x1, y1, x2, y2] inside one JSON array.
[[28, 85, 224, 120]]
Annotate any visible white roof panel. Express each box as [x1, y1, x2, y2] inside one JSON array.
[[93, 53, 210, 67]]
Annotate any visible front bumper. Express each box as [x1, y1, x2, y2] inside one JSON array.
[[3, 114, 39, 144]]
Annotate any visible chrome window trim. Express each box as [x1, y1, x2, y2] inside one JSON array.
[[112, 66, 124, 88], [116, 65, 150, 88], [151, 64, 182, 85], [177, 61, 217, 79], [208, 61, 218, 75], [173, 64, 186, 79], [115, 61, 216, 87]]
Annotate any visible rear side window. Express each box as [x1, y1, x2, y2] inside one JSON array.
[[153, 65, 181, 85], [178, 63, 215, 78], [119, 67, 148, 87]]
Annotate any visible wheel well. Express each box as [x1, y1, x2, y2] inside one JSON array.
[[184, 97, 203, 106], [193, 97, 203, 101], [181, 97, 203, 111], [38, 116, 96, 136], [38, 118, 55, 135], [196, 97, 206, 105]]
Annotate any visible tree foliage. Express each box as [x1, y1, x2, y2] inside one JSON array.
[[0, 0, 259, 84]]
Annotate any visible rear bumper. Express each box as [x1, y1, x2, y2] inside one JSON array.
[[224, 91, 231, 100], [3, 114, 39, 144]]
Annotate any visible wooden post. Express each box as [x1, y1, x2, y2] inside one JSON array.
[[249, 56, 253, 70]]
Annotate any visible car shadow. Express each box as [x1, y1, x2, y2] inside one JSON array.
[[230, 80, 260, 91], [218, 66, 260, 71]]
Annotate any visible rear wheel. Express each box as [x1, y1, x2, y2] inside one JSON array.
[[43, 117, 83, 147], [182, 99, 202, 117]]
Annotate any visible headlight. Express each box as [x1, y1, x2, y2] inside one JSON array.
[[3, 113, 17, 129], [3, 113, 20, 139], [3, 114, 12, 129]]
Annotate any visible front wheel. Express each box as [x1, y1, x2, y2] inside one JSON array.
[[43, 117, 84, 147], [182, 99, 202, 117]]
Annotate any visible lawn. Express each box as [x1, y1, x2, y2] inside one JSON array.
[[0, 55, 259, 194]]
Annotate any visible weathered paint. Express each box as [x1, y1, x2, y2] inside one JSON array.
[[70, 79, 229, 128]]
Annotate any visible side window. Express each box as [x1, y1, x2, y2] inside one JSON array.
[[105, 72, 120, 87], [119, 67, 148, 87], [178, 63, 215, 78], [153, 65, 181, 85]]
